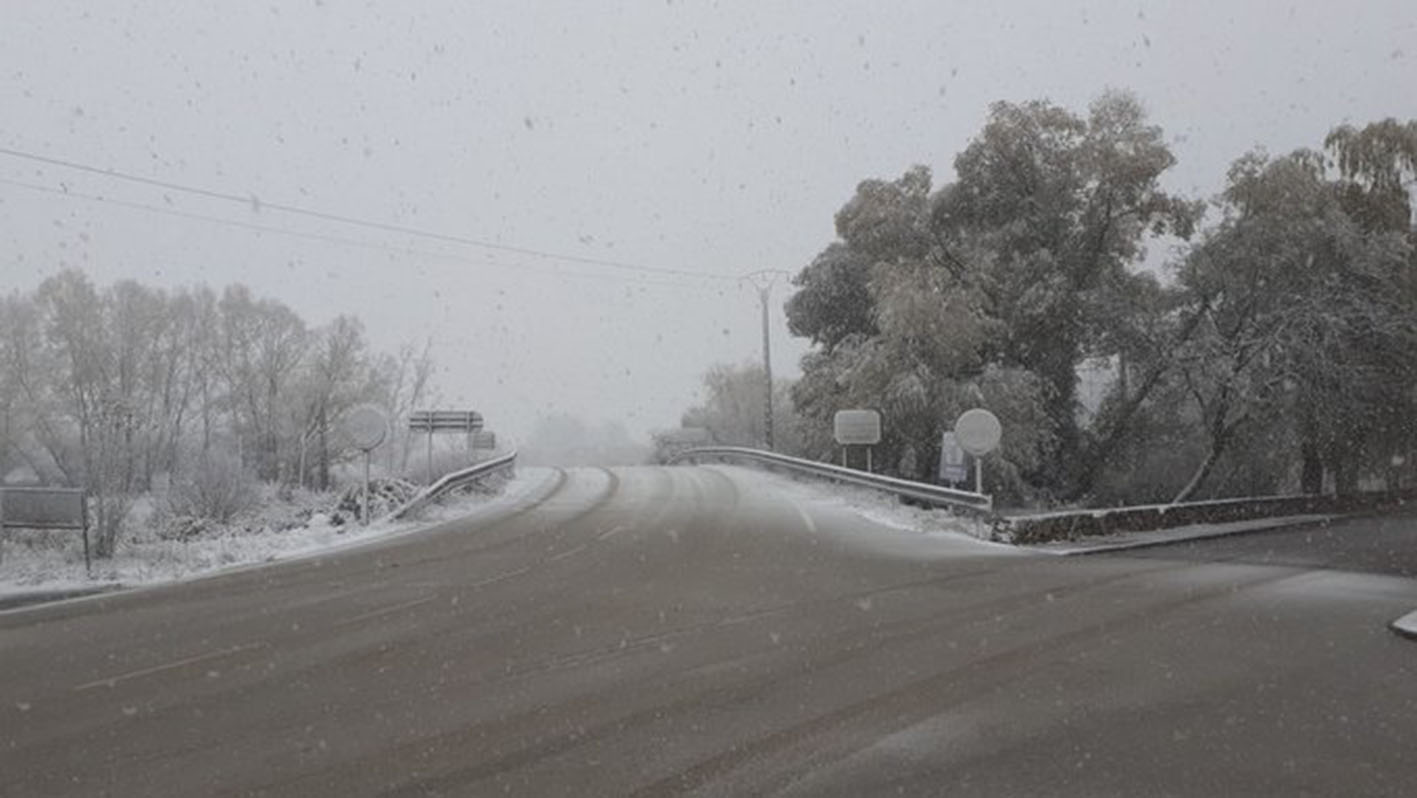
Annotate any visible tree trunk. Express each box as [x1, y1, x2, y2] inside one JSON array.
[[1300, 440, 1324, 494], [1172, 446, 1220, 504], [1174, 410, 1240, 504], [1334, 461, 1359, 497], [318, 404, 330, 491]]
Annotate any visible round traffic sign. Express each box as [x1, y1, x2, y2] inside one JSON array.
[[343, 404, 388, 451], [954, 408, 1002, 456]]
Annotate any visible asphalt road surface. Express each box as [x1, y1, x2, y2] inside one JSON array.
[[1116, 510, 1417, 578], [4, 466, 1416, 797]]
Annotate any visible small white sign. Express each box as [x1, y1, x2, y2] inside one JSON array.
[[834, 409, 882, 445], [343, 404, 389, 451], [954, 408, 1002, 456], [938, 431, 968, 483]]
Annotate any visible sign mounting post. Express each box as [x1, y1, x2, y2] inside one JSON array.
[[342, 404, 388, 525], [953, 408, 1002, 495], [408, 410, 485, 485], [833, 409, 882, 472]]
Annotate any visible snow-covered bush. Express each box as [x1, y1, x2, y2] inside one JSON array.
[[169, 452, 258, 524], [332, 477, 419, 523]]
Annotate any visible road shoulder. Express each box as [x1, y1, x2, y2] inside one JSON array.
[[0, 467, 561, 613], [1393, 610, 1417, 641], [1026, 514, 1335, 556]]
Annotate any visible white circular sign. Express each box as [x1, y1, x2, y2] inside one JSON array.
[[954, 408, 1002, 456], [343, 404, 388, 451]]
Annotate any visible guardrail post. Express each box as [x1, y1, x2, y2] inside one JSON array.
[[362, 451, 372, 526], [81, 493, 92, 575]]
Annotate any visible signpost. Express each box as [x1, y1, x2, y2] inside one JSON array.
[[834, 409, 882, 472], [954, 408, 1002, 494], [409, 410, 484, 484], [0, 487, 90, 572], [938, 431, 968, 485], [342, 404, 388, 525]]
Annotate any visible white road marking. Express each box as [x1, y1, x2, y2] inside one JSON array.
[[470, 566, 532, 589], [597, 525, 627, 541], [74, 642, 268, 692], [333, 596, 435, 628], [549, 544, 587, 562], [793, 501, 818, 535]]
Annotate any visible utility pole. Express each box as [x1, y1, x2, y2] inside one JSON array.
[[742, 270, 789, 451]]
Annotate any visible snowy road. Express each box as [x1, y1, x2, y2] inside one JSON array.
[[3, 465, 1416, 796]]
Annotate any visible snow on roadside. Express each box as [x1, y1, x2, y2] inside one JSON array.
[[1391, 609, 1417, 641], [709, 467, 1337, 558], [1028, 514, 1333, 555], [0, 467, 555, 598], [724, 466, 1003, 546]]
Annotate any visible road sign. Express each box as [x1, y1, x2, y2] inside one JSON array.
[[409, 410, 484, 433], [954, 408, 1002, 456], [472, 431, 497, 450], [834, 409, 882, 446], [0, 487, 86, 530], [938, 431, 968, 483], [343, 404, 388, 451], [1, 487, 90, 571]]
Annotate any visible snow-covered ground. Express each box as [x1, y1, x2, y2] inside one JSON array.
[[719, 466, 1017, 556], [713, 466, 1338, 559], [0, 467, 556, 603], [1393, 609, 1417, 640], [1026, 514, 1333, 555]]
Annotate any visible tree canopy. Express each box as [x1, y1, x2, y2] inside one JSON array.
[[779, 93, 1417, 506]]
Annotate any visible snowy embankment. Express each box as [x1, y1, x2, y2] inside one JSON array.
[[0, 468, 555, 604], [712, 465, 1335, 557], [1393, 610, 1417, 641], [1026, 514, 1333, 555], [718, 465, 1012, 553]]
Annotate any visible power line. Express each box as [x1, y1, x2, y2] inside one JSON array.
[[0, 144, 737, 284], [0, 177, 734, 292]]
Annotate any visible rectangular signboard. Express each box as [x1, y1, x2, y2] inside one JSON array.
[[1, 486, 91, 571], [471, 431, 497, 450], [833, 409, 882, 445], [0, 487, 87, 531], [938, 431, 968, 484], [409, 410, 484, 432]]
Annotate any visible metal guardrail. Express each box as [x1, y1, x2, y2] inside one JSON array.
[[388, 449, 518, 521], [668, 446, 993, 514]]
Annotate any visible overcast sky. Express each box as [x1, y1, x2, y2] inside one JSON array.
[[2, 1, 1414, 443]]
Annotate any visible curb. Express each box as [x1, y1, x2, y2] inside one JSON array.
[[0, 469, 564, 618], [1043, 514, 1338, 557], [1392, 610, 1417, 642], [0, 585, 121, 612]]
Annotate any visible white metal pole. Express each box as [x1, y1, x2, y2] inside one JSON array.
[[362, 450, 371, 526], [760, 285, 774, 451]]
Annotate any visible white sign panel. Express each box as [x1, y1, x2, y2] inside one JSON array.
[[938, 431, 968, 483], [954, 408, 1002, 456], [833, 409, 882, 445], [343, 404, 389, 451]]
